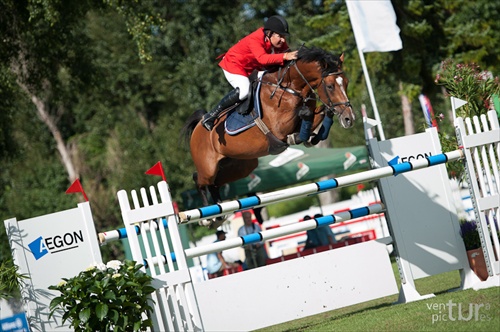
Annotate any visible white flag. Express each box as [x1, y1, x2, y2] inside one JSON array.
[[346, 0, 403, 52]]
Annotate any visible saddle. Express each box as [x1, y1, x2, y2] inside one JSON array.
[[233, 70, 259, 115], [224, 72, 262, 135], [223, 72, 288, 155]]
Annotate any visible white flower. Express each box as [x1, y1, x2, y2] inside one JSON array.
[[106, 260, 122, 271], [93, 262, 107, 271], [112, 273, 122, 279], [57, 280, 67, 287], [85, 265, 96, 272]]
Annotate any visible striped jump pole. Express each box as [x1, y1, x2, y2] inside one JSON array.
[[184, 203, 384, 258], [97, 204, 384, 266], [178, 150, 463, 224], [127, 203, 384, 269], [98, 217, 168, 245]]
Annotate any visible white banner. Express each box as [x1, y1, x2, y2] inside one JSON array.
[[346, 0, 403, 52]]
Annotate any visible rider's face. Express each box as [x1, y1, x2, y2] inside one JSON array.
[[269, 32, 286, 48]]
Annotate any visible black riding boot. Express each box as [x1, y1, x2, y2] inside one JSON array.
[[202, 88, 240, 131]]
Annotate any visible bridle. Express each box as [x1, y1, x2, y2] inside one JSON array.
[[259, 60, 352, 118]]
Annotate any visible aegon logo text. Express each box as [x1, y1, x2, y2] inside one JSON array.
[[28, 230, 84, 260], [400, 152, 432, 163]]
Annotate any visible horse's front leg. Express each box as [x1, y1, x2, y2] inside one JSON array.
[[205, 184, 227, 229], [193, 172, 209, 207], [208, 184, 222, 204], [193, 172, 219, 227]]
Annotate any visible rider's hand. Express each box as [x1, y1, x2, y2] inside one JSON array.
[[283, 50, 298, 61]]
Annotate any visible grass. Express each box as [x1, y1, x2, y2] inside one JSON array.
[[257, 260, 500, 331]]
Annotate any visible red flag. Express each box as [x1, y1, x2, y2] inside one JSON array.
[[145, 161, 166, 181], [66, 179, 89, 202]]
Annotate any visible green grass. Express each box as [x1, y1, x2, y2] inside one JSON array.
[[257, 261, 500, 331]]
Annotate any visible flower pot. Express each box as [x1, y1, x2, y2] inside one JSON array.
[[466, 248, 488, 281]]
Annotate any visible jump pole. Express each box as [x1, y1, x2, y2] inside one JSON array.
[[178, 150, 463, 223], [186, 203, 383, 258], [98, 203, 384, 266]]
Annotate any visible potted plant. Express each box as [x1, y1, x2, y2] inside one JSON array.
[[459, 220, 488, 281], [49, 260, 155, 331]]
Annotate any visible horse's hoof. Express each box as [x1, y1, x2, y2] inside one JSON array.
[[198, 219, 213, 227], [208, 216, 227, 229]]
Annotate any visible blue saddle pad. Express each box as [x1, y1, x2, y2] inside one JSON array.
[[225, 79, 263, 135]]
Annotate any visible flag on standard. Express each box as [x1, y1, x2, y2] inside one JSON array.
[[346, 0, 403, 52]]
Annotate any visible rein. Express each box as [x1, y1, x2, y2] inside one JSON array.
[[258, 61, 351, 117], [293, 63, 351, 117]]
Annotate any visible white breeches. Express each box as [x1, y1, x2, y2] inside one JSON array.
[[223, 70, 250, 100]]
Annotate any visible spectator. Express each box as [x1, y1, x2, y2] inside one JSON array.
[[237, 210, 267, 269], [302, 215, 321, 250], [314, 213, 337, 245], [206, 230, 239, 278]]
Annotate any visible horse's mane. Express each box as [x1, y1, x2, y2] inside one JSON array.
[[297, 47, 341, 77]]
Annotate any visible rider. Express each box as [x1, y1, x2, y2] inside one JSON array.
[[202, 15, 299, 131]]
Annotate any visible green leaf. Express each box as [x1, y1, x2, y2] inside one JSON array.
[[109, 309, 119, 323], [104, 290, 116, 300], [79, 307, 91, 323], [96, 303, 109, 320], [143, 285, 156, 295], [49, 297, 64, 311], [125, 281, 140, 287]]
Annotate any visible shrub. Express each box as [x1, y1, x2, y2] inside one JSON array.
[[49, 260, 155, 332]]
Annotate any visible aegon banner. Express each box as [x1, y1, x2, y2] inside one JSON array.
[[4, 202, 102, 331]]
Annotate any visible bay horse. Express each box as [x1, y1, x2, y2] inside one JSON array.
[[181, 47, 355, 227]]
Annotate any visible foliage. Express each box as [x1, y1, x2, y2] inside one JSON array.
[[439, 135, 463, 178], [49, 260, 155, 332], [103, 0, 165, 62], [433, 59, 499, 178], [435, 59, 500, 117], [0, 259, 29, 300], [459, 220, 481, 251]]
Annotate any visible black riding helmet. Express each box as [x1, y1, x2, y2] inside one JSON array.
[[264, 15, 290, 37]]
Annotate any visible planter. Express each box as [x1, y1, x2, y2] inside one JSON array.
[[466, 248, 488, 281]]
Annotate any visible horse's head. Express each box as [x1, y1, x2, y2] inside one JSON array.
[[295, 48, 355, 129]]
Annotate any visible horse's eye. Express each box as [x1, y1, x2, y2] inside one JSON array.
[[327, 84, 334, 91]]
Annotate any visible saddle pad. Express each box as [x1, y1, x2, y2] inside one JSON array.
[[225, 73, 264, 135]]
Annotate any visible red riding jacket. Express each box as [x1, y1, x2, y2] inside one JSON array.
[[219, 27, 289, 77]]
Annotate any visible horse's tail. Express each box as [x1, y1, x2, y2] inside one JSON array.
[[180, 109, 206, 148]]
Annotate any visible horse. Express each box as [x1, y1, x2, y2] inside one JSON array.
[[181, 46, 355, 227]]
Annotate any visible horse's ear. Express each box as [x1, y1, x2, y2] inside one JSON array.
[[339, 52, 344, 63]]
